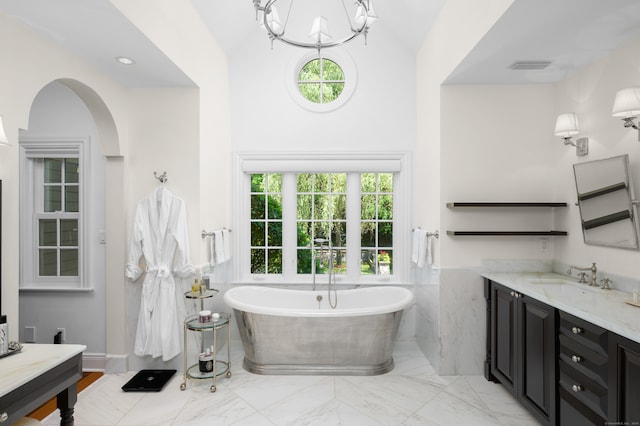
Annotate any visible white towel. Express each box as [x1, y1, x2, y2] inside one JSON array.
[[425, 234, 433, 266], [220, 229, 231, 263], [211, 229, 231, 265], [412, 229, 428, 267], [209, 233, 218, 266], [411, 229, 421, 263]]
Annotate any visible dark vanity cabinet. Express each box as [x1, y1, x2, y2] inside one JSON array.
[[486, 281, 556, 426], [609, 333, 640, 424], [486, 278, 640, 426], [557, 311, 608, 425]]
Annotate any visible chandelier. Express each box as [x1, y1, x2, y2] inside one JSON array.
[[251, 0, 378, 52]]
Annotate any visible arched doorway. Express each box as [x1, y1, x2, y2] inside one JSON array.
[[18, 79, 124, 371]]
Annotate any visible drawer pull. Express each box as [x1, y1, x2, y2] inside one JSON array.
[[571, 326, 583, 335], [571, 355, 582, 363], [0, 412, 7, 423], [510, 291, 515, 297], [572, 384, 584, 392]]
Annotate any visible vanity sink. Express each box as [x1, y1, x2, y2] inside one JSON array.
[[536, 281, 605, 302], [559, 283, 602, 296], [526, 277, 577, 285]]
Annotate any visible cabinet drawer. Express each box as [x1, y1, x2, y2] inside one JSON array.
[[559, 360, 608, 419], [559, 311, 607, 355], [559, 334, 608, 387], [559, 387, 607, 426]]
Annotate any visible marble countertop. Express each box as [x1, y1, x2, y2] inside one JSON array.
[[481, 271, 640, 344], [0, 343, 86, 396]]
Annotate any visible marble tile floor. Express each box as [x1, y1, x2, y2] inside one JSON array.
[[43, 341, 540, 426]]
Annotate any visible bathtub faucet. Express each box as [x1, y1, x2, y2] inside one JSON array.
[[312, 238, 330, 291]]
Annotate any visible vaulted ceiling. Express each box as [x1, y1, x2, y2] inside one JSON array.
[[1, 0, 640, 88]]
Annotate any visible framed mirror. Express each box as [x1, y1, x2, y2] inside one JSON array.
[[573, 155, 639, 250]]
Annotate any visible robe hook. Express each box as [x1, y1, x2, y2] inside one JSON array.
[[154, 171, 168, 184]]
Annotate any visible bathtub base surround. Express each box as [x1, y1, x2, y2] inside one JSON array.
[[224, 286, 414, 375], [237, 312, 400, 375], [415, 267, 487, 376]]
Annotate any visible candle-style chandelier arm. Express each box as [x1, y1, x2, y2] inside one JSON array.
[[251, 0, 376, 51]]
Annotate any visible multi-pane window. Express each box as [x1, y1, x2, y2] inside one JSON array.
[[250, 174, 282, 274], [296, 173, 347, 275], [361, 173, 393, 275], [242, 162, 405, 284], [20, 140, 86, 289], [37, 158, 80, 277]]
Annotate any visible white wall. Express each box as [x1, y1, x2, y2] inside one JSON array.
[[438, 37, 640, 277], [18, 82, 107, 355], [0, 12, 130, 346], [414, 0, 516, 375], [124, 88, 202, 371], [110, 0, 233, 263], [416, 15, 640, 374], [416, 0, 516, 263], [229, 28, 416, 153], [440, 84, 560, 267], [0, 3, 232, 371], [553, 37, 640, 280]]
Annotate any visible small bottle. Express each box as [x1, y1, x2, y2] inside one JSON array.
[[0, 315, 8, 355], [191, 278, 200, 296], [199, 348, 213, 373], [633, 289, 639, 304]]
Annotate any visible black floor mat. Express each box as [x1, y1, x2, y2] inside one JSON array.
[[121, 369, 177, 392]]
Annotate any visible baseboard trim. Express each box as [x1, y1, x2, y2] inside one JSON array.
[[81, 353, 125, 373], [105, 353, 128, 373], [82, 353, 106, 372]]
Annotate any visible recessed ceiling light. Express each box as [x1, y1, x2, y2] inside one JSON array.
[[116, 56, 135, 65]]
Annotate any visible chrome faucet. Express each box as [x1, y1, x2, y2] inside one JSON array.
[[600, 277, 613, 290], [567, 262, 598, 286]]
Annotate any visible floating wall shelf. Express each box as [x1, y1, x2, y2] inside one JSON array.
[[446, 202, 568, 236], [447, 230, 567, 236], [446, 202, 568, 208]]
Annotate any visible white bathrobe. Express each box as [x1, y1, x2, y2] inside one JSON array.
[[125, 187, 195, 361]]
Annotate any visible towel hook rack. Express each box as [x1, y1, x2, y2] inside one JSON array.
[[202, 227, 232, 239], [412, 227, 439, 239], [154, 171, 168, 184]]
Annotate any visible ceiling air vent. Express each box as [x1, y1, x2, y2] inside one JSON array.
[[509, 61, 552, 71]]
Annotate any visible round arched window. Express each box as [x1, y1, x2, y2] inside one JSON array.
[[298, 58, 345, 104], [287, 49, 357, 113]]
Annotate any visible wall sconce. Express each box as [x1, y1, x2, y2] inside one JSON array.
[[0, 116, 9, 146], [555, 112, 588, 156], [612, 87, 640, 141]]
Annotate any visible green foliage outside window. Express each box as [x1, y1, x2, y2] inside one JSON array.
[[250, 172, 394, 277], [298, 58, 345, 104], [296, 173, 347, 274], [361, 173, 393, 275], [250, 174, 312, 274]]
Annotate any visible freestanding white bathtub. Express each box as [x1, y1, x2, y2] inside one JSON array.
[[223, 286, 415, 375]]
